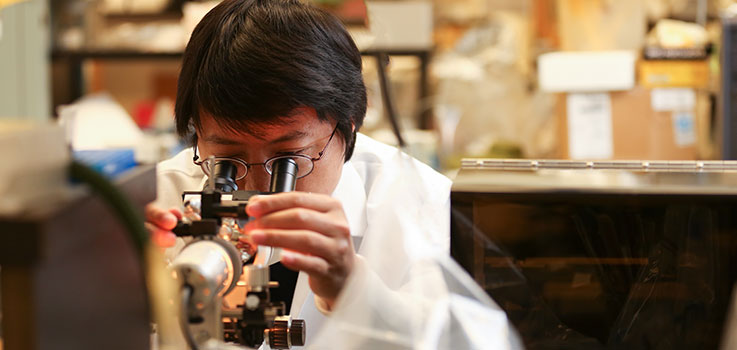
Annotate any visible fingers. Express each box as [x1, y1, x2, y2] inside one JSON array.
[[246, 192, 337, 217], [145, 204, 181, 248], [241, 192, 355, 303], [245, 207, 350, 239], [145, 222, 177, 248], [279, 250, 330, 277], [145, 204, 179, 230], [168, 208, 183, 220], [248, 229, 344, 263]]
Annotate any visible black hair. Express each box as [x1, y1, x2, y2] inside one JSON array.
[[175, 0, 367, 161]]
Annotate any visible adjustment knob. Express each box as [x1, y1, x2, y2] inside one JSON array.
[[290, 319, 306, 347], [268, 317, 306, 349], [269, 319, 289, 349]]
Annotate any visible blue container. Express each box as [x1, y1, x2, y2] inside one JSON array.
[[73, 149, 137, 179]]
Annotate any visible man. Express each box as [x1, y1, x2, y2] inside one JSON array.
[[146, 0, 453, 345]]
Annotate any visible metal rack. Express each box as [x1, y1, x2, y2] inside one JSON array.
[[461, 158, 737, 172]]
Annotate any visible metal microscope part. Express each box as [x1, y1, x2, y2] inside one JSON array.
[[243, 264, 271, 293], [269, 158, 298, 193], [267, 316, 306, 349], [173, 238, 243, 307]]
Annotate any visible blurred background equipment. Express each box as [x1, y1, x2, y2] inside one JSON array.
[[720, 16, 737, 159], [40, 0, 737, 170], [0, 120, 153, 350]]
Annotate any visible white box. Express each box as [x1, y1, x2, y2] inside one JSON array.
[[538, 51, 637, 92], [0, 120, 69, 214], [364, 1, 433, 50]]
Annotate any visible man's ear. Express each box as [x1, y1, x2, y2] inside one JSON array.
[[351, 123, 355, 132]]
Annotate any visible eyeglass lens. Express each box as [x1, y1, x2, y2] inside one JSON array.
[[201, 155, 316, 180]]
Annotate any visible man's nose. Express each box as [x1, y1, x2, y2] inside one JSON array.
[[239, 169, 271, 192]]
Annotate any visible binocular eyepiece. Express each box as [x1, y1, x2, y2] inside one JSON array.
[[211, 161, 239, 193], [211, 157, 299, 194]]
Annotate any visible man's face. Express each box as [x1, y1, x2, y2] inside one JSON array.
[[195, 108, 345, 194]]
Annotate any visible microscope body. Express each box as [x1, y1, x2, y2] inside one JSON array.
[[173, 238, 242, 347], [169, 157, 305, 349]]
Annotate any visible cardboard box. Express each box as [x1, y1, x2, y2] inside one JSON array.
[[638, 60, 710, 89], [556, 0, 646, 51], [557, 87, 711, 160]]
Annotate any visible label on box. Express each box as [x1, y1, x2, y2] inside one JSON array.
[[567, 93, 613, 159], [672, 112, 696, 147], [651, 88, 696, 112]]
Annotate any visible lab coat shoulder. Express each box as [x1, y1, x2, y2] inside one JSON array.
[[154, 148, 205, 211], [351, 133, 451, 207], [350, 133, 452, 252]]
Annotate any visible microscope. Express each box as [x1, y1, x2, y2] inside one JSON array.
[[170, 156, 306, 350]]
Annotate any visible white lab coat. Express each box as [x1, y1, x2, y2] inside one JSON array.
[[154, 133, 452, 348]]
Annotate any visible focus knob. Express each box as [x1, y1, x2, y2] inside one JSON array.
[[290, 319, 306, 347], [269, 319, 289, 349], [268, 317, 306, 349]]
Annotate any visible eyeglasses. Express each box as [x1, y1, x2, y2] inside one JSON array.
[[192, 125, 338, 180]]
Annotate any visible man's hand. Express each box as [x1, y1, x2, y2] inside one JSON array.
[[242, 192, 355, 309], [144, 204, 181, 248]]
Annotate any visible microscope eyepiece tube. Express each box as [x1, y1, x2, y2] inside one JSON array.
[[212, 160, 239, 192], [269, 158, 298, 193]]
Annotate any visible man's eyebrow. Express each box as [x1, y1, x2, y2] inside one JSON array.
[[202, 135, 242, 145], [270, 130, 310, 144], [202, 130, 311, 145]]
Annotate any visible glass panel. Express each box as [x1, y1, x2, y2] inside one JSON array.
[[451, 166, 737, 350]]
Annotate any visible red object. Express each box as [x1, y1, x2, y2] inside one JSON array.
[[133, 100, 155, 129]]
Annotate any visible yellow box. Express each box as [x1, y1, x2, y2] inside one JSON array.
[[638, 60, 710, 89]]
